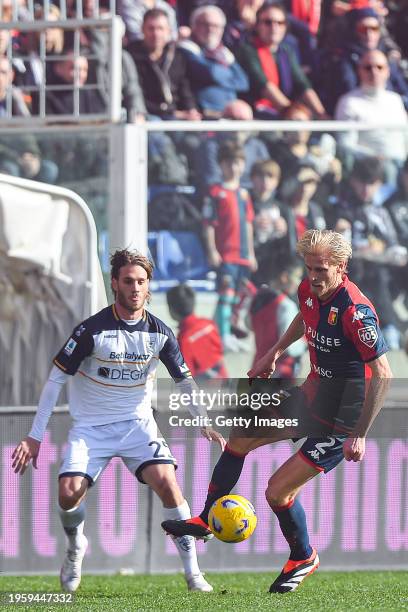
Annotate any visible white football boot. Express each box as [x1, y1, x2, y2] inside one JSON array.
[[60, 535, 88, 592], [186, 573, 214, 592]]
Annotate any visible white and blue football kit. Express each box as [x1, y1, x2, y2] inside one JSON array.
[[30, 305, 197, 484]]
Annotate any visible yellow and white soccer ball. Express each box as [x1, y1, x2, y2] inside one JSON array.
[[208, 494, 257, 543]]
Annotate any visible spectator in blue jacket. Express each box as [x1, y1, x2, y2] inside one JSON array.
[[178, 5, 253, 119], [315, 6, 408, 115]]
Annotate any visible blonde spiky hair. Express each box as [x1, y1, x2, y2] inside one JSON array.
[[296, 229, 352, 265]]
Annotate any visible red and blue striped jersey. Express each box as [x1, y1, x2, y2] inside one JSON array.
[[298, 275, 388, 381], [203, 184, 254, 265]]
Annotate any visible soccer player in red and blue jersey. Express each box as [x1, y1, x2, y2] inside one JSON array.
[[203, 141, 257, 351], [163, 229, 393, 594]]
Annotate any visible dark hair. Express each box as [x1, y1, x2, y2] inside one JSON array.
[[256, 1, 287, 23], [166, 284, 195, 318], [217, 141, 245, 164], [110, 249, 154, 281], [143, 8, 169, 24], [351, 156, 384, 184]]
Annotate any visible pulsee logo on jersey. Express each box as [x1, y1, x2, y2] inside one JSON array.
[[306, 326, 342, 347]]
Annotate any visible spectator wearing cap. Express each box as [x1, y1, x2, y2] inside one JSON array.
[[235, 1, 327, 118], [335, 50, 408, 183], [316, 6, 408, 115], [178, 5, 253, 120], [127, 9, 201, 120]]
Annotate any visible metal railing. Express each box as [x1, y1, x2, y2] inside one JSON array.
[[0, 0, 116, 22], [0, 14, 122, 123]]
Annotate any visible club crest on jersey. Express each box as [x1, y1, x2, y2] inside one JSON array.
[[328, 307, 338, 325], [358, 325, 378, 348], [63, 338, 77, 356], [305, 297, 313, 308]]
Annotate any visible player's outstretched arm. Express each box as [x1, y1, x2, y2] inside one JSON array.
[[247, 311, 305, 378], [343, 353, 393, 462], [11, 365, 68, 475]]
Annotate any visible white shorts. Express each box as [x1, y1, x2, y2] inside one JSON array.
[[59, 417, 176, 485]]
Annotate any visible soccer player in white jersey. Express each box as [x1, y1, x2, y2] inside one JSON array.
[[12, 249, 225, 593]]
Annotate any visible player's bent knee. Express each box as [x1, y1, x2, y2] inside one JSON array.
[[58, 477, 88, 510], [265, 480, 292, 508]]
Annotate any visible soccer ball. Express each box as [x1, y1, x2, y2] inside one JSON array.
[[208, 494, 257, 543]]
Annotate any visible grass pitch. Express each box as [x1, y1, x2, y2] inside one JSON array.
[[0, 572, 407, 611]]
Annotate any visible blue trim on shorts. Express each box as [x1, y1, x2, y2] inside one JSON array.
[[136, 459, 177, 484], [58, 471, 94, 486]]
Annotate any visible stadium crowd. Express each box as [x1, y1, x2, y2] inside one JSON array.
[[1, 1, 407, 123], [1, 0, 408, 351]]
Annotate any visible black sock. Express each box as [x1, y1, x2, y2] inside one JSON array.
[[199, 445, 246, 524]]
